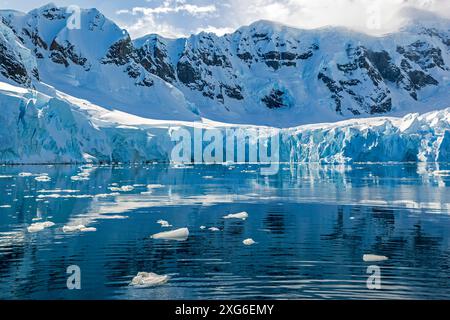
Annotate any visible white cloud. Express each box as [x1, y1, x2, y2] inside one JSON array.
[[116, 0, 450, 39]]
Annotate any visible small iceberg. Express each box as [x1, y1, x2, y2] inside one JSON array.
[[129, 272, 169, 288], [151, 228, 189, 241], [63, 225, 96, 233], [209, 227, 220, 232], [109, 185, 134, 192], [27, 221, 55, 233], [223, 212, 248, 220], [34, 175, 51, 182], [363, 254, 389, 262], [18, 172, 33, 177], [157, 220, 172, 228], [200, 226, 206, 230], [243, 238, 256, 246], [0, 205, 12, 208]]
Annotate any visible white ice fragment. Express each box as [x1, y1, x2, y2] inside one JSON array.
[[63, 225, 86, 233], [35, 175, 51, 182], [157, 220, 172, 228], [147, 184, 164, 189], [18, 172, 33, 177], [209, 227, 220, 232], [80, 227, 97, 232], [71, 175, 89, 181], [129, 272, 169, 287], [108, 185, 134, 192], [223, 211, 248, 220], [151, 228, 189, 241], [200, 226, 206, 230], [243, 238, 256, 246], [0, 175, 13, 179], [27, 221, 55, 233], [363, 254, 389, 262], [0, 205, 11, 208]]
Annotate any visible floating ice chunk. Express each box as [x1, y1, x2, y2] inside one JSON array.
[[80, 227, 97, 232], [147, 184, 164, 189], [70, 175, 89, 181], [151, 228, 189, 241], [129, 272, 169, 287], [27, 221, 55, 233], [363, 254, 389, 262], [203, 176, 214, 179], [63, 225, 86, 233], [0, 205, 11, 208], [18, 172, 33, 177], [96, 215, 128, 220], [223, 212, 249, 220], [200, 226, 206, 230], [243, 238, 256, 246], [37, 189, 79, 193], [108, 185, 134, 192], [121, 185, 134, 192], [433, 170, 450, 176], [0, 175, 13, 179], [140, 191, 153, 195], [209, 227, 220, 232], [157, 220, 172, 228], [35, 175, 51, 182]]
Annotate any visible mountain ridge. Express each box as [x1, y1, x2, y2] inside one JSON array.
[[0, 3, 449, 127]]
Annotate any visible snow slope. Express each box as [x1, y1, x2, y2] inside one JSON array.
[[1, 80, 449, 164]]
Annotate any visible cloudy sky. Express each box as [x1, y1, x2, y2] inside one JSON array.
[[1, 0, 449, 38]]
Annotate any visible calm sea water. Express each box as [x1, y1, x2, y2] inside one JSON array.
[[0, 163, 450, 300]]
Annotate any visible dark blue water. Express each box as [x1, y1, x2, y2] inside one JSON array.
[[1, 163, 450, 299]]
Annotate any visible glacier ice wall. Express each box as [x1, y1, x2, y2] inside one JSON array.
[[0, 82, 449, 165]]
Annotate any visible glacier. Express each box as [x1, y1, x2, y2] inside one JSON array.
[[1, 80, 449, 165]]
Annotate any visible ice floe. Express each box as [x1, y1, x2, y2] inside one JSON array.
[[0, 175, 13, 179], [209, 227, 220, 232], [157, 220, 172, 228], [0, 205, 11, 208], [63, 224, 96, 233], [243, 238, 256, 246], [18, 172, 33, 177], [34, 175, 51, 182], [223, 211, 249, 220], [129, 272, 169, 287], [27, 221, 55, 233], [151, 228, 189, 241], [108, 185, 134, 192], [363, 254, 389, 262], [146, 184, 164, 189]]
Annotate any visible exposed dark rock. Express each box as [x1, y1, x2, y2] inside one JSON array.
[[177, 60, 201, 85], [366, 50, 402, 83], [0, 42, 32, 85], [262, 89, 287, 109], [102, 37, 133, 66], [222, 84, 244, 100]]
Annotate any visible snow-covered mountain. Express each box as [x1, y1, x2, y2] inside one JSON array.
[[0, 4, 449, 126], [0, 4, 449, 164]]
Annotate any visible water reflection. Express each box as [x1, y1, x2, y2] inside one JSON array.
[[0, 163, 450, 299]]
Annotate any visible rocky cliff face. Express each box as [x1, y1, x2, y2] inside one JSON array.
[[0, 4, 449, 126]]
